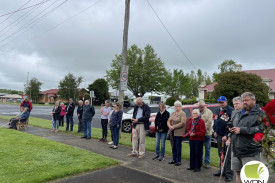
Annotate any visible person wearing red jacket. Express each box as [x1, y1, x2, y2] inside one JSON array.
[[20, 97, 33, 113], [186, 109, 206, 172]]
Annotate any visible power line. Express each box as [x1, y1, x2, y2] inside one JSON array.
[[0, 0, 32, 25], [0, 0, 52, 18], [0, 0, 105, 55], [146, 0, 197, 70], [0, 0, 64, 46]]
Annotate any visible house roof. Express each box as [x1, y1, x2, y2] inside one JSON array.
[[0, 94, 22, 99], [243, 69, 275, 92], [199, 82, 217, 92], [40, 89, 59, 95]]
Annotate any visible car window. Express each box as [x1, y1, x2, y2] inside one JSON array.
[[182, 108, 191, 118], [150, 107, 159, 113], [167, 107, 175, 114], [208, 107, 219, 114]]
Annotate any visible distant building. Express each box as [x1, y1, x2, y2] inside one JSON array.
[[198, 67, 275, 100], [39, 89, 60, 104]]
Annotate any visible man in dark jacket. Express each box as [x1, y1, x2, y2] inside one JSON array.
[[213, 96, 234, 181], [77, 100, 83, 133], [229, 92, 265, 183], [20, 97, 32, 113], [128, 97, 151, 159], [9, 107, 30, 129], [81, 100, 95, 139], [66, 98, 75, 131]]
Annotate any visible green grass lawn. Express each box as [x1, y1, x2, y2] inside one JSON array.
[[0, 127, 118, 183], [0, 116, 219, 167]]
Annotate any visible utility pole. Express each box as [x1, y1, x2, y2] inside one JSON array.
[[118, 0, 130, 107]]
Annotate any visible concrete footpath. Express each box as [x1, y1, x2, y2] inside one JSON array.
[[1, 119, 274, 183]]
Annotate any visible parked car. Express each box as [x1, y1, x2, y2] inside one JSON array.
[[148, 104, 220, 143], [121, 104, 161, 133], [123, 101, 130, 108]]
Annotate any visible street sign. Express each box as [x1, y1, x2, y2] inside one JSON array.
[[120, 66, 128, 91], [90, 91, 94, 98]]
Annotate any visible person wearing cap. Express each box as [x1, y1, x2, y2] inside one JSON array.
[[213, 96, 234, 182]]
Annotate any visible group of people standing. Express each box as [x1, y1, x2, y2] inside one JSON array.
[[127, 93, 265, 183]]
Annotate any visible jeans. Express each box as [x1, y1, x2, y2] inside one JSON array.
[[53, 119, 59, 130], [190, 140, 204, 170], [110, 125, 120, 146], [101, 119, 108, 139], [83, 120, 92, 138], [172, 134, 183, 163], [155, 132, 167, 157], [66, 115, 74, 131], [202, 135, 211, 164]]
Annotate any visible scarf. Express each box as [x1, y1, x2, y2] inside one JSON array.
[[190, 116, 201, 132]]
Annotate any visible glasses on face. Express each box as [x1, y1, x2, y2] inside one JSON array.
[[218, 102, 224, 104], [193, 113, 198, 115]]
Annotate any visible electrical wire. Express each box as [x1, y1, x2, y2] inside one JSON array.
[[0, 0, 52, 18], [0, 0, 32, 25], [0, 0, 105, 55], [0, 0, 64, 45], [146, 0, 197, 70]]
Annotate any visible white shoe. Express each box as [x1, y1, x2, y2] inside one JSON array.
[[108, 141, 113, 145]]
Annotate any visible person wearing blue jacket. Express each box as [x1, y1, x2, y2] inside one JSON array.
[[81, 100, 95, 139], [9, 107, 30, 129], [109, 102, 123, 149], [213, 96, 234, 181]]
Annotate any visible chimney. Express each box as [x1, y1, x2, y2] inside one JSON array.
[[234, 64, 242, 72]]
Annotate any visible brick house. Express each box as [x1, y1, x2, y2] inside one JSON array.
[[38, 89, 61, 104]]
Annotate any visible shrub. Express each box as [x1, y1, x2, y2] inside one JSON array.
[[165, 97, 178, 106]]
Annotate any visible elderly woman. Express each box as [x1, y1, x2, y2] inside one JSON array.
[[153, 103, 170, 161], [60, 102, 66, 127], [186, 109, 206, 172], [52, 101, 61, 132], [167, 100, 186, 166]]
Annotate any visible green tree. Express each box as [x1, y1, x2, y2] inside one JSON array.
[[24, 77, 42, 102], [213, 72, 269, 105], [88, 78, 110, 104], [58, 73, 83, 102], [163, 69, 191, 98], [106, 44, 167, 97], [213, 59, 237, 82]]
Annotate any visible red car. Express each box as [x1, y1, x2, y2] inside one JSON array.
[[148, 104, 220, 142]]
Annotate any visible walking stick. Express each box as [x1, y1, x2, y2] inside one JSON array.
[[219, 142, 230, 183]]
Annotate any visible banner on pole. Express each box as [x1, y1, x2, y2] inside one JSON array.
[[120, 66, 129, 91]]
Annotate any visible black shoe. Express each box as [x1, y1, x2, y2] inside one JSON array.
[[225, 176, 233, 182], [194, 169, 201, 172], [86, 137, 91, 139], [168, 161, 176, 164], [175, 162, 181, 166], [152, 155, 159, 160], [187, 167, 194, 170], [158, 156, 165, 161], [81, 136, 87, 138], [213, 172, 225, 177]]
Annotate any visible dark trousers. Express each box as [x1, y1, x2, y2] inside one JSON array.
[[189, 140, 204, 170], [172, 135, 183, 163], [78, 118, 83, 132], [59, 116, 64, 126], [10, 118, 19, 129], [217, 135, 233, 177], [110, 125, 120, 146], [101, 119, 108, 139], [66, 115, 74, 131]]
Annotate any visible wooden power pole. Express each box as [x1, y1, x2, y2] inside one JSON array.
[[118, 0, 130, 106]]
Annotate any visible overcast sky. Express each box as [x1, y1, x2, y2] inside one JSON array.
[[0, 0, 274, 91]]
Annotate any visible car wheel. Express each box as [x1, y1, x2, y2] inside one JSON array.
[[122, 120, 132, 133]]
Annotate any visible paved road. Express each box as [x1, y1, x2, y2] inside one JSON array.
[[0, 104, 131, 129]]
